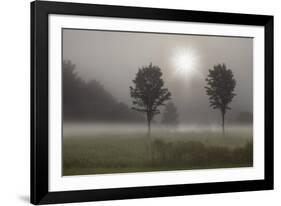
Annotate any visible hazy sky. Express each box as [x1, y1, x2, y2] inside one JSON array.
[[62, 29, 253, 124]]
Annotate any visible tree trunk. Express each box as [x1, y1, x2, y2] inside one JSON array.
[[222, 111, 225, 137], [147, 118, 151, 137], [147, 113, 152, 159]]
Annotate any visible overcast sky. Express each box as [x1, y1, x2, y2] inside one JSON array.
[[62, 29, 253, 124]]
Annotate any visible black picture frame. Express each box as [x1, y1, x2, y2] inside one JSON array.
[[31, 0, 274, 204]]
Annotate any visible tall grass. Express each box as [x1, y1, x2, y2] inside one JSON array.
[[63, 131, 253, 176]]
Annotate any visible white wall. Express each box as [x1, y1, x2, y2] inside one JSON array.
[[0, 0, 279, 205]]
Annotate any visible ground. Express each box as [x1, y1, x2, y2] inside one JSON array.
[[63, 126, 253, 176]]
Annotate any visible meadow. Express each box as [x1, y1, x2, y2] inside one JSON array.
[[63, 124, 253, 176]]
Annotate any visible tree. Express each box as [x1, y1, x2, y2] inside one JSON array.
[[63, 60, 144, 122], [161, 102, 179, 128], [130, 63, 171, 136], [205, 64, 236, 136]]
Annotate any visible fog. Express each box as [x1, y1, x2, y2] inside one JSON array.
[[63, 29, 253, 124], [63, 123, 252, 137]]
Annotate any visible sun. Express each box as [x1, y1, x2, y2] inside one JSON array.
[[172, 47, 199, 77]]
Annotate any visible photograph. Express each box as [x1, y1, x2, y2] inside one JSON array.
[[30, 1, 273, 204], [62, 29, 253, 176]]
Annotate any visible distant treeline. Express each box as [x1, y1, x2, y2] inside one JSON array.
[[234, 111, 253, 123], [63, 60, 145, 122]]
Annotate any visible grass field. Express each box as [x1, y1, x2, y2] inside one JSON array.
[[63, 125, 253, 176]]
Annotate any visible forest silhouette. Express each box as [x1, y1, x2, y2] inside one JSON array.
[[63, 60, 145, 123]]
